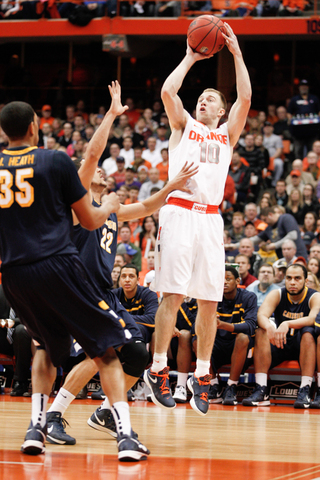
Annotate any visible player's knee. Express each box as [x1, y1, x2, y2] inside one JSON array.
[[121, 340, 149, 378], [178, 330, 191, 345], [301, 331, 315, 348], [235, 332, 249, 348]]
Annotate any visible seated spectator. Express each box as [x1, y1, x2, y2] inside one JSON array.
[[101, 143, 121, 176], [243, 264, 320, 409], [117, 223, 142, 270], [273, 106, 292, 140], [135, 215, 158, 258], [238, 133, 266, 201], [46, 137, 59, 151], [287, 169, 305, 196], [138, 168, 164, 201], [273, 179, 288, 207], [116, 185, 129, 204], [302, 140, 320, 171], [228, 211, 245, 243], [300, 211, 317, 252], [301, 183, 319, 217], [105, 176, 117, 193], [120, 136, 134, 166], [117, 166, 141, 190], [170, 298, 197, 404], [286, 159, 317, 188], [235, 254, 258, 288], [142, 108, 158, 133], [131, 146, 152, 172], [73, 114, 86, 136], [142, 137, 162, 168], [247, 263, 278, 307], [66, 130, 82, 157], [134, 117, 152, 143], [229, 150, 251, 205], [307, 257, 320, 281], [111, 265, 121, 289], [137, 166, 149, 185], [110, 156, 126, 186], [306, 272, 320, 291], [310, 244, 320, 260], [286, 188, 304, 224], [58, 122, 73, 148], [244, 202, 268, 231], [279, 0, 305, 15], [154, 123, 169, 152], [206, 266, 257, 405], [273, 258, 287, 288], [156, 148, 169, 182], [39, 105, 55, 129], [124, 185, 140, 205]]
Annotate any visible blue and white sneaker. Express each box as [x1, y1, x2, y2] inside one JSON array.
[[21, 421, 47, 455]]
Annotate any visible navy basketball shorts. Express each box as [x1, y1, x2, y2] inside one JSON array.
[[211, 334, 254, 373], [2, 254, 132, 367]]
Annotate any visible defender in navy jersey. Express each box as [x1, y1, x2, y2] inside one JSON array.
[[45, 82, 198, 447], [0, 98, 151, 461], [243, 264, 320, 409]]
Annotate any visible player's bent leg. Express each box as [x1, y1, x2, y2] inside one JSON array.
[[145, 293, 183, 410], [223, 334, 250, 406], [47, 355, 98, 445]]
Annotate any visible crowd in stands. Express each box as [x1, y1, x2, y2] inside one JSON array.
[[0, 0, 314, 21], [1, 76, 320, 418]]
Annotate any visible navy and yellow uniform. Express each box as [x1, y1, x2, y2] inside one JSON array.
[[113, 285, 158, 344], [211, 288, 257, 372], [0, 147, 131, 367], [73, 201, 142, 342], [270, 286, 317, 369]]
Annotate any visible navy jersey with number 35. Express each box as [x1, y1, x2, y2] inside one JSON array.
[[0, 146, 86, 267]]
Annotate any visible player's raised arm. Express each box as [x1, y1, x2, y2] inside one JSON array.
[[223, 23, 251, 147], [161, 43, 210, 133], [78, 81, 128, 191]]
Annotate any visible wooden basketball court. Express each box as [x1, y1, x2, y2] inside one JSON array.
[[1, 394, 320, 480]]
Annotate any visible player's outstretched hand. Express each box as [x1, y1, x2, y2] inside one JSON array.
[[101, 191, 121, 214], [108, 80, 129, 117], [168, 162, 199, 194], [221, 23, 241, 57], [186, 41, 213, 62]]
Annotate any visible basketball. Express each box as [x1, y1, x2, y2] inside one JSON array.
[[187, 15, 226, 56]]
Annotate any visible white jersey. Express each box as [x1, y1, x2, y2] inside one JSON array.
[[168, 113, 231, 206]]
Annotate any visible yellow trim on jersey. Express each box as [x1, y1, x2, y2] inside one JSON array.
[[287, 287, 308, 305], [98, 300, 110, 310], [126, 305, 144, 313], [179, 306, 193, 328], [136, 322, 155, 328], [2, 146, 37, 156]]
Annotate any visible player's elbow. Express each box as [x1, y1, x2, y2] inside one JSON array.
[[161, 86, 174, 102]]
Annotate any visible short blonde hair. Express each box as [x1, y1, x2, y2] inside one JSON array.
[[201, 88, 227, 110]]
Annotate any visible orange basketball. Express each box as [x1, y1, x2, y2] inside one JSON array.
[[187, 15, 226, 56]]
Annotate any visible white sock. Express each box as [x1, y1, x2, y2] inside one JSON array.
[[31, 393, 49, 428], [176, 373, 188, 388], [151, 352, 167, 373], [255, 373, 267, 387], [317, 372, 320, 388], [300, 376, 313, 388], [111, 401, 131, 437], [48, 387, 75, 415], [227, 379, 238, 386], [101, 397, 111, 410], [210, 377, 219, 385], [194, 359, 210, 378]]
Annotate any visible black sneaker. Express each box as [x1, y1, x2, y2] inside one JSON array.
[[10, 381, 29, 397], [46, 411, 76, 445], [87, 407, 117, 438], [91, 387, 106, 400], [21, 421, 47, 455], [242, 384, 270, 406], [208, 383, 223, 404], [117, 433, 150, 462], [294, 385, 311, 409], [311, 388, 320, 409], [222, 384, 238, 406], [143, 367, 176, 409], [187, 373, 211, 416]]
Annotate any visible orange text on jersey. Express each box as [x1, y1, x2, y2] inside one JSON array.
[[189, 130, 227, 145]]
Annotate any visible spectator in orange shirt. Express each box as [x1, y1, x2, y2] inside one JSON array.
[[110, 156, 126, 186], [39, 105, 55, 129], [125, 185, 140, 205], [132, 146, 152, 171], [156, 148, 169, 182]]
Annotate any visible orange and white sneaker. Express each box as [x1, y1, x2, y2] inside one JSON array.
[[187, 374, 212, 416], [143, 367, 176, 409]]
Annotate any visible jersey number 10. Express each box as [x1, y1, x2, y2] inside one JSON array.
[[199, 142, 220, 164]]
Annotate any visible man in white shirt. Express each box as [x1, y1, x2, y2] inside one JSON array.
[[142, 137, 162, 167], [101, 143, 121, 176], [138, 168, 164, 201]]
